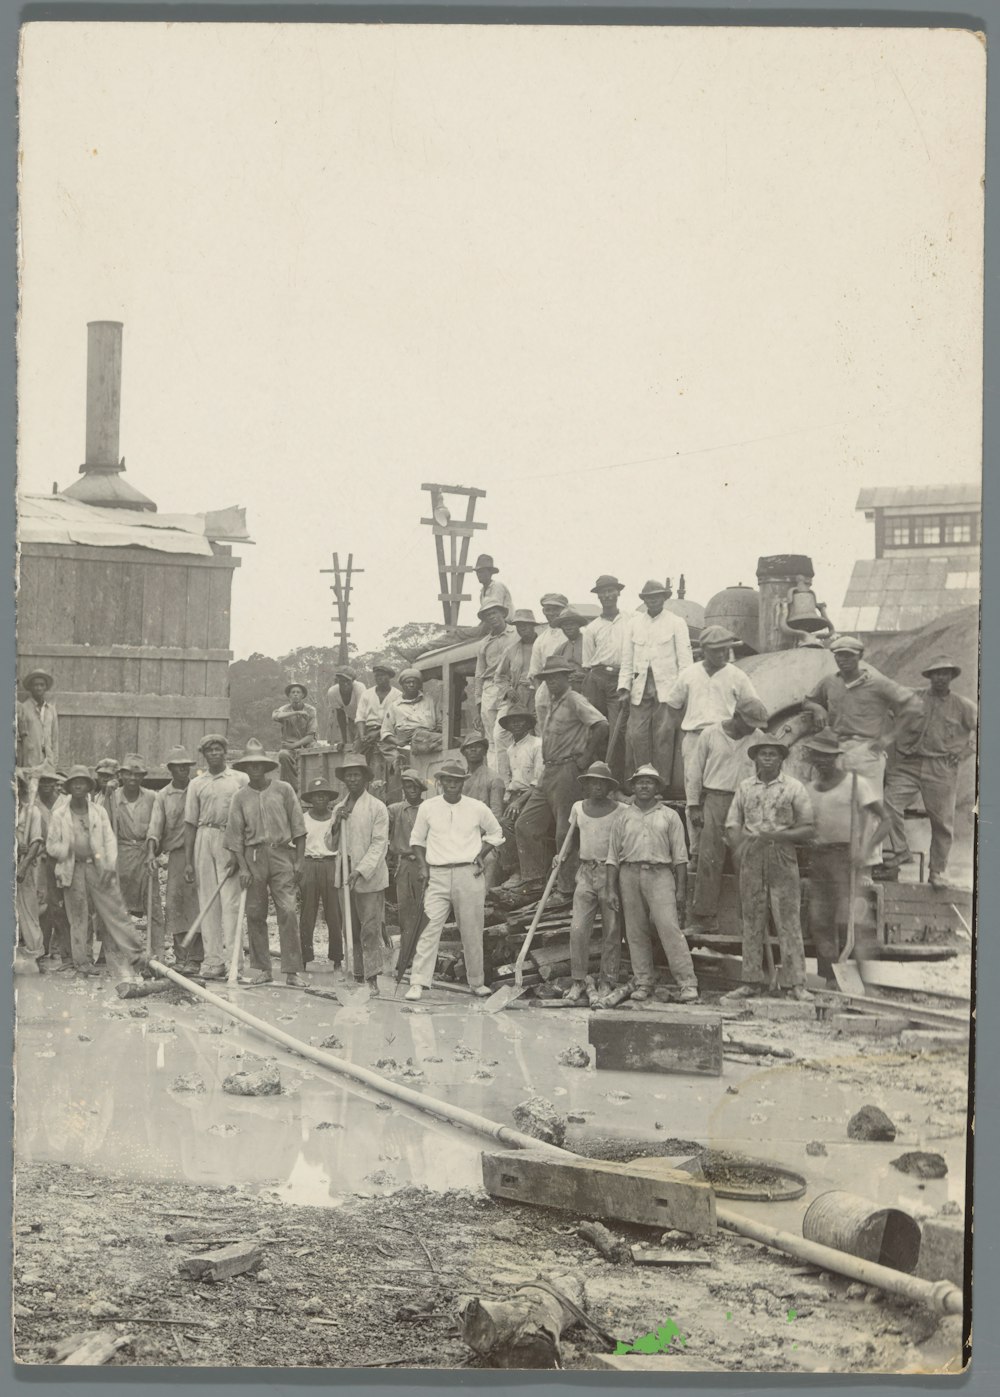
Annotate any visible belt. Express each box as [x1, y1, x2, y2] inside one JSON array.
[[305, 854, 336, 861], [429, 861, 476, 869], [621, 861, 671, 870], [702, 787, 735, 796], [198, 821, 228, 830], [578, 858, 607, 866], [545, 759, 581, 768], [119, 838, 144, 845], [590, 664, 619, 674], [398, 852, 419, 861]]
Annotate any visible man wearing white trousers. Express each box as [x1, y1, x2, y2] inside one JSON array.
[[406, 761, 505, 1000], [183, 733, 248, 979]]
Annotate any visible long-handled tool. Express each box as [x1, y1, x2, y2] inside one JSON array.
[[145, 857, 155, 958], [606, 700, 629, 780], [483, 811, 578, 1013], [179, 870, 233, 950], [760, 843, 779, 993], [832, 772, 866, 997], [227, 886, 247, 985], [337, 846, 369, 1004]]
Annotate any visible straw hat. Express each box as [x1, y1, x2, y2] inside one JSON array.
[[626, 763, 667, 792], [579, 761, 617, 786], [21, 669, 54, 691], [231, 739, 279, 773], [284, 681, 308, 698], [335, 753, 372, 780]]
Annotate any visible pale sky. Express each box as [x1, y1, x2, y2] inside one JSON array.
[[17, 23, 984, 661]]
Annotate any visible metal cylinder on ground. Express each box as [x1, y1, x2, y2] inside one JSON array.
[[802, 1190, 923, 1273]]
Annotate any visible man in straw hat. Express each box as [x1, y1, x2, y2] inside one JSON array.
[[459, 732, 506, 888], [326, 666, 367, 753], [473, 601, 515, 767], [329, 752, 390, 993], [148, 747, 201, 975], [298, 775, 343, 969], [666, 625, 761, 857], [474, 552, 514, 620], [380, 668, 442, 787], [108, 755, 165, 954], [527, 592, 571, 726], [184, 733, 248, 980], [272, 682, 318, 787], [45, 766, 145, 977], [493, 609, 542, 773], [17, 668, 59, 771], [723, 737, 814, 1002], [583, 575, 631, 781], [685, 694, 770, 934], [225, 740, 308, 987], [882, 655, 977, 889], [552, 605, 592, 693], [558, 762, 624, 1006], [388, 768, 429, 957], [514, 657, 609, 902], [616, 581, 693, 785], [405, 760, 505, 1000], [803, 728, 890, 984], [607, 764, 698, 1002]]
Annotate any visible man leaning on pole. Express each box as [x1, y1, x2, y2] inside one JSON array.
[[183, 733, 248, 980]]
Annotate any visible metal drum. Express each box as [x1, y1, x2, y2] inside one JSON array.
[[802, 1190, 921, 1273]]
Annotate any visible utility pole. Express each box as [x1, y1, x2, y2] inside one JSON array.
[[320, 553, 364, 665], [420, 483, 487, 630]]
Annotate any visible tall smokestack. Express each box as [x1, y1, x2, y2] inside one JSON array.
[[63, 320, 156, 511]]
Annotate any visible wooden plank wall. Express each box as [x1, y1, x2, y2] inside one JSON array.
[[17, 542, 239, 767]]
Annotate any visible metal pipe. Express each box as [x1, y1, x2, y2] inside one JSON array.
[[84, 320, 124, 470]]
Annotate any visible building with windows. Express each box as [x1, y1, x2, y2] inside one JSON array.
[[838, 483, 980, 640]]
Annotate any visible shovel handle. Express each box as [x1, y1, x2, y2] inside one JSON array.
[[513, 810, 578, 988], [228, 887, 247, 984], [341, 846, 354, 978], [180, 869, 232, 948], [145, 860, 154, 958]]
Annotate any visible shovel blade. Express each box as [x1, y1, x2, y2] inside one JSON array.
[[831, 961, 867, 997], [481, 982, 528, 1013]]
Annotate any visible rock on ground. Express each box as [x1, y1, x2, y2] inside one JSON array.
[[891, 1151, 948, 1179], [222, 1065, 281, 1097], [513, 1097, 567, 1147], [847, 1105, 897, 1142], [558, 1046, 590, 1069]]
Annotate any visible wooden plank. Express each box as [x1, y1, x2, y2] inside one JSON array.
[[481, 1151, 716, 1235], [205, 660, 230, 697], [183, 659, 208, 697], [420, 483, 487, 496], [121, 657, 141, 695], [142, 564, 166, 647], [184, 564, 212, 651], [420, 521, 487, 536], [136, 717, 161, 761], [117, 716, 139, 754], [20, 542, 241, 570], [139, 658, 161, 696], [859, 958, 971, 1001], [438, 592, 472, 603], [160, 658, 186, 696], [120, 560, 146, 646], [158, 717, 184, 753], [182, 718, 208, 753], [55, 692, 230, 719], [207, 567, 233, 649], [26, 642, 232, 661], [588, 1011, 723, 1077], [161, 567, 189, 647]]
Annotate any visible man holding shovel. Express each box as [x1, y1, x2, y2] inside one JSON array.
[[330, 753, 390, 995], [723, 738, 814, 1002], [559, 762, 623, 1006], [184, 733, 247, 980], [147, 746, 201, 975]]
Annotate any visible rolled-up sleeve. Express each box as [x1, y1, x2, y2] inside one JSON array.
[[224, 793, 247, 854], [605, 810, 627, 868], [479, 805, 505, 848], [409, 803, 431, 849]]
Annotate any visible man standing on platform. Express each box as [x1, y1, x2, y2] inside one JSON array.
[[387, 768, 428, 953], [326, 667, 367, 752], [380, 668, 442, 787], [882, 656, 977, 888], [330, 753, 390, 995], [474, 603, 515, 767], [685, 696, 769, 934], [723, 738, 814, 1003], [225, 740, 308, 988], [496, 706, 544, 884], [355, 662, 400, 791], [493, 609, 541, 770], [475, 553, 514, 618], [528, 593, 571, 727], [108, 755, 164, 955], [582, 575, 631, 781], [297, 776, 343, 970], [616, 580, 693, 783], [184, 733, 248, 981], [405, 761, 505, 1000], [666, 627, 760, 856], [272, 682, 318, 787], [147, 746, 201, 975], [514, 656, 608, 903], [553, 606, 590, 692], [16, 668, 58, 770]]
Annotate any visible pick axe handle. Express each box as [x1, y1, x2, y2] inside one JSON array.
[[180, 870, 232, 949], [341, 846, 355, 978], [514, 810, 578, 988]]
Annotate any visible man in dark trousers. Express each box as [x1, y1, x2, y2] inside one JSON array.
[[387, 768, 428, 961], [34, 763, 71, 967], [582, 574, 631, 780], [272, 682, 318, 787], [298, 776, 343, 968], [147, 746, 201, 974], [331, 753, 390, 994]]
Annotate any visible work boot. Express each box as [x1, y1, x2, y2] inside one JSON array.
[[76, 964, 100, 978], [929, 873, 955, 891], [787, 985, 813, 1003], [286, 973, 310, 988], [367, 977, 380, 997], [201, 963, 227, 980], [405, 984, 423, 1001], [722, 984, 764, 1001], [240, 970, 272, 986], [630, 986, 651, 1002], [471, 985, 491, 998], [677, 985, 700, 1004], [563, 981, 587, 1005]]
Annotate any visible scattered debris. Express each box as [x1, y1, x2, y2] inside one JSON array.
[[302, 1296, 324, 1315], [207, 1123, 240, 1137], [566, 1113, 588, 1124], [891, 1151, 948, 1179], [458, 1271, 588, 1368], [222, 1066, 281, 1097], [512, 1097, 568, 1147], [806, 1141, 828, 1157], [178, 1242, 263, 1282], [453, 1045, 476, 1061], [314, 1121, 343, 1131], [630, 1246, 712, 1266], [171, 1075, 206, 1094], [57, 1328, 132, 1366], [374, 1057, 400, 1071], [319, 1034, 343, 1050], [577, 1220, 630, 1264], [847, 1105, 897, 1142], [87, 1299, 118, 1318], [940, 1200, 962, 1217], [558, 1045, 590, 1069]]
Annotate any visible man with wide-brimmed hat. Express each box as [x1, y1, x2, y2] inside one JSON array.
[[474, 602, 515, 767], [184, 733, 248, 979], [326, 666, 367, 753], [148, 747, 201, 974], [495, 706, 543, 882], [723, 738, 814, 1002], [583, 575, 631, 781], [33, 763, 71, 967], [493, 609, 541, 773], [553, 606, 592, 693], [882, 655, 977, 888], [107, 754, 165, 954], [514, 656, 609, 902], [803, 728, 890, 983], [616, 581, 693, 785], [46, 766, 145, 976], [387, 768, 428, 958], [225, 740, 308, 986], [474, 553, 514, 620], [666, 625, 761, 857], [558, 762, 624, 1005], [17, 668, 59, 771], [527, 593, 571, 726], [685, 695, 769, 933], [329, 752, 390, 993], [272, 682, 318, 787], [298, 776, 343, 969], [406, 760, 505, 999], [459, 732, 506, 887], [380, 668, 442, 787], [607, 764, 698, 1002]]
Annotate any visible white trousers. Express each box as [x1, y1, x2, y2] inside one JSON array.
[[194, 826, 243, 970], [410, 865, 486, 989]]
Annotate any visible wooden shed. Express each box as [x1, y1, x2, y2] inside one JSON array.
[[16, 320, 251, 769]]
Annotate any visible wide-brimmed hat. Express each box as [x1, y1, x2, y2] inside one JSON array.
[[372, 660, 397, 677], [303, 776, 336, 799], [21, 668, 54, 691], [638, 579, 669, 599], [164, 745, 195, 767], [921, 655, 961, 678], [579, 761, 617, 786], [748, 737, 790, 759], [499, 705, 537, 731], [459, 731, 489, 752], [511, 608, 540, 627], [699, 625, 739, 649], [335, 753, 372, 780], [734, 696, 769, 728], [626, 763, 667, 791], [540, 592, 569, 610], [333, 667, 357, 683], [198, 732, 229, 753], [284, 681, 308, 697], [36, 763, 61, 783], [538, 655, 576, 678], [399, 768, 428, 791], [829, 635, 865, 655], [64, 765, 96, 791], [591, 574, 626, 594], [436, 760, 470, 781], [803, 727, 842, 756], [398, 667, 423, 684], [119, 753, 148, 775], [477, 601, 509, 620], [554, 605, 593, 629], [474, 554, 499, 574], [232, 739, 279, 773]]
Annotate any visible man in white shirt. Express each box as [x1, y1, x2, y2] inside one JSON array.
[[474, 603, 515, 768], [496, 706, 543, 883], [616, 579, 693, 784], [326, 667, 367, 751], [583, 573, 631, 781], [666, 626, 760, 856], [527, 592, 570, 726], [356, 661, 400, 793], [405, 761, 505, 999]]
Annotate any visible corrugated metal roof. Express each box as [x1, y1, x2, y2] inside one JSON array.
[[855, 483, 981, 510], [840, 555, 980, 634], [17, 493, 252, 555]]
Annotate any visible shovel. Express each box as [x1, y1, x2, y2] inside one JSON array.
[[832, 772, 866, 997], [227, 886, 248, 985], [179, 870, 233, 950], [482, 810, 578, 1013], [145, 856, 155, 959], [337, 848, 369, 1005]]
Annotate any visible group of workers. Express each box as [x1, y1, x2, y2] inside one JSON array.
[[14, 559, 977, 1001]]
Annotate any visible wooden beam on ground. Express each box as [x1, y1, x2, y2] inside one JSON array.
[[588, 1010, 723, 1076]]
